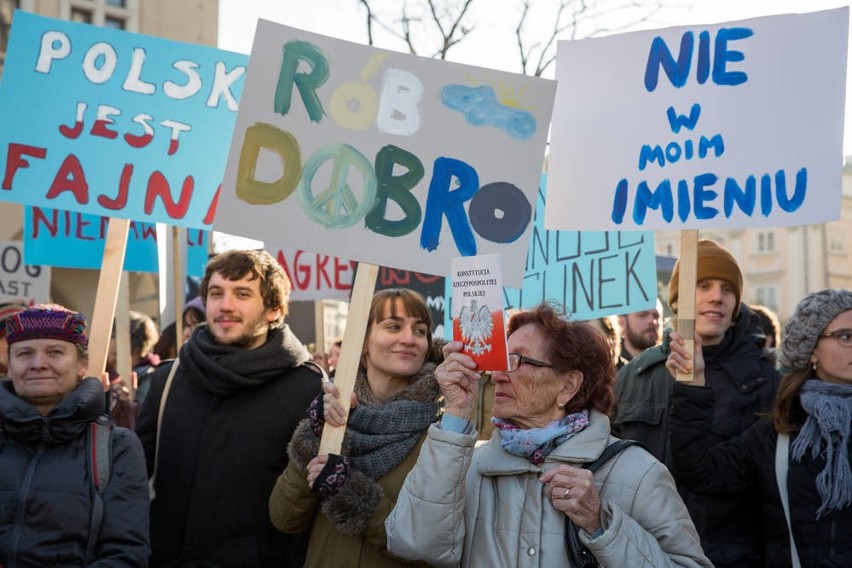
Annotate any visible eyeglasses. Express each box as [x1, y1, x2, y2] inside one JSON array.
[[820, 329, 852, 347], [508, 352, 553, 372]]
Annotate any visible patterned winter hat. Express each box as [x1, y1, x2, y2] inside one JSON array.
[[781, 289, 852, 372], [0, 301, 29, 339], [6, 304, 88, 347]]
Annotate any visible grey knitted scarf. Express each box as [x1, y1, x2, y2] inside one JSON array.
[[345, 363, 440, 480], [791, 379, 852, 518]]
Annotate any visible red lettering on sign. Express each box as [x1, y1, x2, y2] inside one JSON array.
[[46, 154, 89, 204], [144, 171, 193, 220], [4, 143, 47, 190]]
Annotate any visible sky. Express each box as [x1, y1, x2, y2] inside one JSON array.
[[217, 0, 852, 152]]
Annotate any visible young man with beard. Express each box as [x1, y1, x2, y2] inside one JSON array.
[[612, 239, 780, 568], [615, 300, 662, 370], [136, 249, 323, 567]]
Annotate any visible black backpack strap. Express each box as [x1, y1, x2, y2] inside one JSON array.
[[302, 359, 329, 381], [85, 417, 113, 563], [585, 438, 646, 473]]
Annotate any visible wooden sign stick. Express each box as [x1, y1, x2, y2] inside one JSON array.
[[319, 262, 378, 456], [173, 226, 185, 350], [676, 229, 698, 382], [314, 300, 325, 361], [88, 217, 130, 378]]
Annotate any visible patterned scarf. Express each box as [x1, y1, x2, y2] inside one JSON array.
[[344, 363, 441, 480], [492, 410, 590, 465], [791, 379, 852, 518]]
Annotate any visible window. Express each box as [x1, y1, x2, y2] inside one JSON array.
[[757, 231, 776, 253], [71, 8, 93, 23], [104, 16, 124, 29], [755, 286, 778, 311], [829, 232, 845, 254], [0, 0, 19, 50], [62, 0, 137, 32]]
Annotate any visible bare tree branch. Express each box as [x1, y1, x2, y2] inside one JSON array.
[[356, 0, 376, 45], [353, 0, 689, 73], [352, 0, 478, 60]]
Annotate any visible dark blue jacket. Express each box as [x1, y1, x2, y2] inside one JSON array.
[[0, 378, 150, 567], [613, 305, 780, 567], [671, 382, 852, 567]]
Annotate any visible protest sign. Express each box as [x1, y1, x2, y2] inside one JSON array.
[[443, 178, 658, 332], [216, 20, 556, 288], [546, 9, 848, 231], [271, 246, 356, 301], [376, 267, 446, 337], [0, 240, 51, 304], [0, 12, 247, 229], [23, 206, 208, 276]]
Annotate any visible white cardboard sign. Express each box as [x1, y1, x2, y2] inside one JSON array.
[[546, 9, 848, 231]]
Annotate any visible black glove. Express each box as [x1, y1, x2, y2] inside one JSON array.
[[313, 454, 351, 498], [307, 395, 324, 437]]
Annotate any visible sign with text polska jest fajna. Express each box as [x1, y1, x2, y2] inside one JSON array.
[[216, 20, 557, 288], [0, 11, 247, 229], [546, 8, 848, 231]]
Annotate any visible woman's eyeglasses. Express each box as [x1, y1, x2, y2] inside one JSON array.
[[507, 352, 553, 372], [820, 329, 852, 347]]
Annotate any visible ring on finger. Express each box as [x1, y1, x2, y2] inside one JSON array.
[[563, 486, 571, 499]]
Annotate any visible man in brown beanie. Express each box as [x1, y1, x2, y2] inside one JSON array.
[[613, 239, 780, 568]]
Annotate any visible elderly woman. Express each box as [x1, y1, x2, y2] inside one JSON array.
[[667, 288, 852, 566], [0, 304, 149, 567], [269, 289, 442, 567], [385, 303, 711, 567]]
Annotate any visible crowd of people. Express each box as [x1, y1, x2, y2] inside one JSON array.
[[1, 242, 851, 567]]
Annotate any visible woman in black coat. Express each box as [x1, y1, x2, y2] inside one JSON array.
[[0, 304, 149, 567], [667, 288, 852, 567]]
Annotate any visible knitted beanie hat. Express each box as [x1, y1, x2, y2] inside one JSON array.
[[668, 239, 742, 317], [183, 296, 206, 317], [781, 289, 852, 371], [0, 301, 29, 339], [6, 304, 88, 347]]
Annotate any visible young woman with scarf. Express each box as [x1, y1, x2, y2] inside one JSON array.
[[269, 288, 441, 567], [667, 288, 852, 567]]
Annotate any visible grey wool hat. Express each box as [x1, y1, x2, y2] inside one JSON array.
[[781, 289, 852, 371]]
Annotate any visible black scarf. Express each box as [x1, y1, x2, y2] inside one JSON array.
[[182, 324, 310, 396], [0, 377, 104, 447]]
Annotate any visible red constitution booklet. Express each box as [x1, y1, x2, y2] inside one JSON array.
[[451, 254, 509, 372]]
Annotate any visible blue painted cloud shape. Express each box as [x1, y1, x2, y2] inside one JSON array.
[[441, 85, 537, 140]]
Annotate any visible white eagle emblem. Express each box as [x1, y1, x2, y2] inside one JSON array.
[[458, 299, 494, 356]]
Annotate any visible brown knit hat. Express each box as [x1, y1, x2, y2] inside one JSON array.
[[668, 239, 742, 317]]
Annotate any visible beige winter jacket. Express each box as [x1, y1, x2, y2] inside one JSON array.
[[386, 410, 712, 568]]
